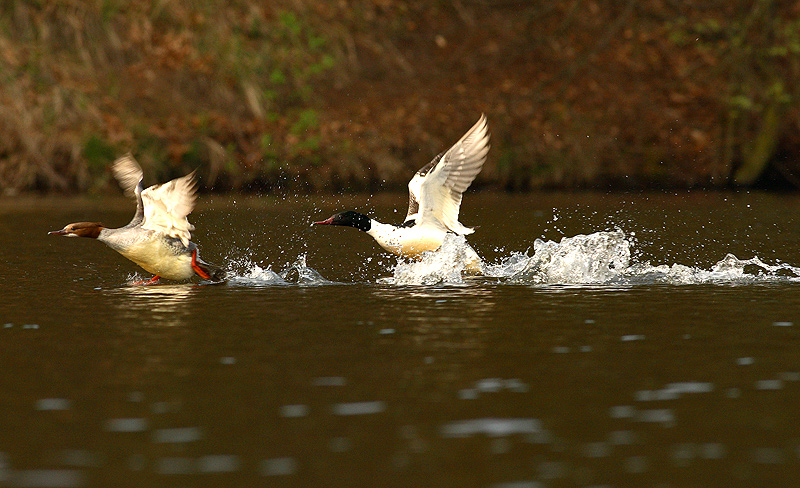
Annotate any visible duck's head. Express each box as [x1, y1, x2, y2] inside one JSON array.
[[313, 211, 371, 232], [49, 222, 105, 239]]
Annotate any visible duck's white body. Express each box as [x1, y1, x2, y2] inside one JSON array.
[[366, 221, 446, 258], [367, 220, 482, 272], [99, 227, 197, 280], [315, 114, 489, 273]]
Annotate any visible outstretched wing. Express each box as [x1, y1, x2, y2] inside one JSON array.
[[404, 154, 441, 225], [140, 172, 198, 247], [111, 154, 146, 227], [111, 153, 144, 197], [416, 114, 490, 234]]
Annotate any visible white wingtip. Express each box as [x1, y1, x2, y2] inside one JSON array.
[[111, 153, 145, 198]]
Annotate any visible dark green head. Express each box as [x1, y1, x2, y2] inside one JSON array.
[[313, 211, 371, 232]]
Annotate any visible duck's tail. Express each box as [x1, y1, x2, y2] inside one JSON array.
[[191, 249, 226, 282]]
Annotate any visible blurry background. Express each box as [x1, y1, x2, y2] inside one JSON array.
[[1, 0, 799, 195]]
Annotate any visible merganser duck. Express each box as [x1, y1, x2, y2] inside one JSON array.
[[314, 114, 490, 272], [49, 154, 225, 284]]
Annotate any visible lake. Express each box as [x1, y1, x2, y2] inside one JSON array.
[[2, 191, 800, 487]]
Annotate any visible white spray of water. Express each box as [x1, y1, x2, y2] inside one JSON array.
[[382, 230, 800, 286], [387, 234, 473, 285], [485, 231, 632, 284], [226, 254, 334, 286]]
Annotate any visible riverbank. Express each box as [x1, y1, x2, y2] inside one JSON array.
[[1, 1, 799, 195]]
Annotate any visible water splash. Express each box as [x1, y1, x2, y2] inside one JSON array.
[[384, 229, 800, 286], [223, 255, 284, 286], [226, 254, 333, 286], [278, 255, 331, 285], [485, 231, 631, 284], [385, 234, 476, 285], [622, 254, 800, 285], [481, 230, 800, 286]]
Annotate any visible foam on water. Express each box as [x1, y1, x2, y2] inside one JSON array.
[[12, 470, 85, 488], [331, 401, 387, 416], [181, 228, 800, 287], [105, 418, 149, 433], [226, 254, 333, 287], [261, 457, 298, 476], [477, 230, 800, 286], [152, 427, 203, 444], [440, 418, 542, 438], [387, 234, 474, 285], [485, 231, 632, 284], [378, 229, 800, 285]]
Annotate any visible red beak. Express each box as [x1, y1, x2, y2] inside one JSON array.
[[313, 217, 334, 225], [48, 229, 68, 235]]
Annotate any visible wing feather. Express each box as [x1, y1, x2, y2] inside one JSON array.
[[140, 171, 198, 247], [111, 153, 144, 198], [405, 155, 441, 222], [111, 154, 146, 227], [416, 114, 490, 234]]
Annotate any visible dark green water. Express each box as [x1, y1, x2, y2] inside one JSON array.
[[2, 192, 800, 487]]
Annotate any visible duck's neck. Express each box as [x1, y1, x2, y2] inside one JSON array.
[[365, 219, 396, 238]]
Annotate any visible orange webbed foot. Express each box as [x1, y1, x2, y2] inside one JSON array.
[[132, 275, 161, 286], [191, 249, 211, 279]]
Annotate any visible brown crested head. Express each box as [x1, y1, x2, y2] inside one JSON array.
[[48, 222, 105, 239]]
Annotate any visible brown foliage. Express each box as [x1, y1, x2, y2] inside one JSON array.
[[0, 0, 799, 195]]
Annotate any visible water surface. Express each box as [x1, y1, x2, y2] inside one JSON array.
[[2, 192, 800, 487]]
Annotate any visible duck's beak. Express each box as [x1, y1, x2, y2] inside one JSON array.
[[313, 217, 334, 225], [48, 229, 68, 235]]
